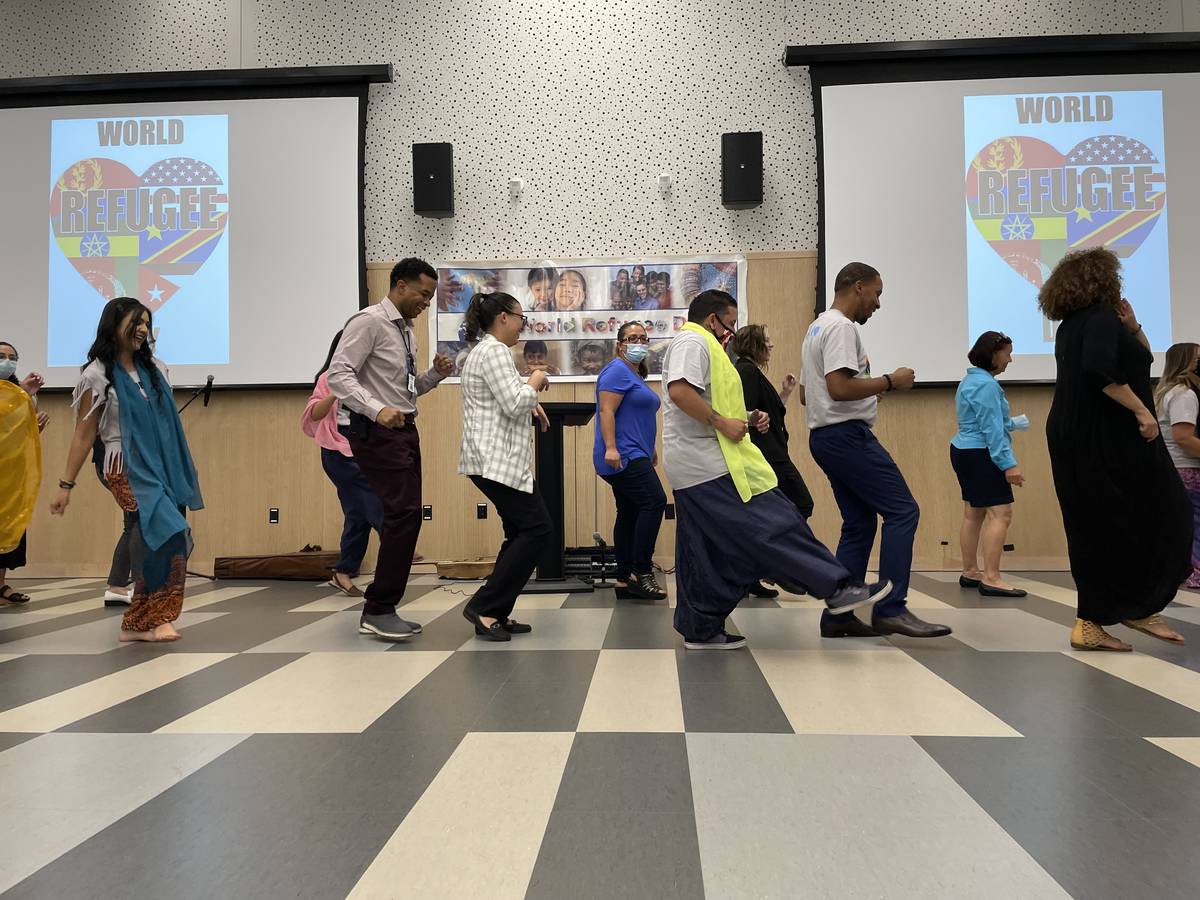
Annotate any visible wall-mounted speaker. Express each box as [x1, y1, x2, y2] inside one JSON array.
[[721, 131, 763, 209], [412, 142, 454, 218]]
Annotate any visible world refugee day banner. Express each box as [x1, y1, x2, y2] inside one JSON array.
[[430, 255, 746, 381]]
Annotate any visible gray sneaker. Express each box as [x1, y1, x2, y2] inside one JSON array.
[[359, 612, 416, 641], [825, 580, 892, 616]]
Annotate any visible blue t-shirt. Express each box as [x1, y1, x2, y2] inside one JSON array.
[[593, 359, 661, 475]]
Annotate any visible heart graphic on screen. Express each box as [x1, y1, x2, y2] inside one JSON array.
[[48, 157, 229, 311], [964, 135, 1166, 288]]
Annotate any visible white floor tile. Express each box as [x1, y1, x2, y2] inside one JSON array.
[[577, 650, 684, 732]]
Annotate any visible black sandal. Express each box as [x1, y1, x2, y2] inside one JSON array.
[[0, 586, 30, 604]]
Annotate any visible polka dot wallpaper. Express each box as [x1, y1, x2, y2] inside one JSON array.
[[0, 0, 1186, 259]]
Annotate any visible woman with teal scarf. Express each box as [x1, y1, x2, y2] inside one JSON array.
[[50, 298, 203, 643]]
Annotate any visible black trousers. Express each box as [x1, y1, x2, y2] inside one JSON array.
[[347, 422, 422, 616], [467, 477, 552, 620], [770, 458, 815, 519], [601, 457, 667, 577]]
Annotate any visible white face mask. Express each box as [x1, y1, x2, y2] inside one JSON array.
[[0, 359, 16, 380], [624, 344, 649, 364]]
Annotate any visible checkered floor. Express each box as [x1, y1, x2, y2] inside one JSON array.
[[2, 570, 1200, 899]]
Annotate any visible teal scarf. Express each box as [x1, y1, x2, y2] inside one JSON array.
[[112, 363, 203, 563]]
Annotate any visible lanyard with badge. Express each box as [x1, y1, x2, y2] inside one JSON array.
[[394, 319, 417, 395]]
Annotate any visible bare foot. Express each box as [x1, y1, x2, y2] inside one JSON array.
[[119, 629, 160, 642], [107, 585, 130, 596], [333, 572, 355, 591], [982, 578, 1018, 591], [1136, 620, 1185, 644], [153, 623, 181, 641], [962, 569, 983, 581], [478, 615, 498, 628]]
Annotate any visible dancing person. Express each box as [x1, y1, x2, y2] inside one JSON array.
[[951, 331, 1029, 597], [1155, 342, 1200, 589], [50, 298, 203, 643], [594, 322, 667, 600], [458, 292, 552, 641], [328, 257, 454, 641], [0, 342, 46, 604], [731, 324, 814, 600], [662, 290, 891, 649], [303, 330, 384, 597], [802, 262, 952, 639], [1042, 247, 1188, 650]]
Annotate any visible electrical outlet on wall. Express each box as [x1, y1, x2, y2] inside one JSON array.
[[268, 508, 279, 524], [422, 505, 433, 521], [476, 504, 487, 520]]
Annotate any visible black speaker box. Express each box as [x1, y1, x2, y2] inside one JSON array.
[[722, 131, 763, 209], [413, 142, 454, 218]]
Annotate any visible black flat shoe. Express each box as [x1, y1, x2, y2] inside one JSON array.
[[979, 584, 1027, 598], [502, 618, 532, 634], [959, 575, 982, 589], [821, 617, 881, 638], [462, 608, 511, 642], [747, 581, 780, 599]]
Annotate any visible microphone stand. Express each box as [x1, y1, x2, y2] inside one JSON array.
[[177, 378, 216, 581]]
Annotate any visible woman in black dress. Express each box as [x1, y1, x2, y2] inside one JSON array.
[[732, 324, 820, 602], [1041, 247, 1190, 651]]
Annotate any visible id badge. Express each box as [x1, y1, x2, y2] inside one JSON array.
[[407, 373, 417, 395]]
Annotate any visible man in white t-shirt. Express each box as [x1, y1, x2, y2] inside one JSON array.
[[660, 290, 891, 650], [800, 262, 951, 639]]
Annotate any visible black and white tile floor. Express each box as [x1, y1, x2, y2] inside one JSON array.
[[2, 570, 1200, 899]]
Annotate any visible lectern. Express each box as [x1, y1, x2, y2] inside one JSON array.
[[524, 401, 596, 593]]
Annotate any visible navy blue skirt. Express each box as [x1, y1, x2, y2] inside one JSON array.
[[950, 445, 1014, 508]]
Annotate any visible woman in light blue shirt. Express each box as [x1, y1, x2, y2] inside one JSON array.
[[950, 331, 1029, 598]]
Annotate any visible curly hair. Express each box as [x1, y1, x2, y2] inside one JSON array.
[[1037, 247, 1121, 321], [730, 324, 770, 368]]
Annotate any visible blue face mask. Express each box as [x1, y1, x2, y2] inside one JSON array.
[[0, 359, 16, 380], [624, 344, 649, 364]]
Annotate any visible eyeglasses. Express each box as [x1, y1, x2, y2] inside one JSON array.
[[507, 312, 529, 326], [621, 335, 650, 344]]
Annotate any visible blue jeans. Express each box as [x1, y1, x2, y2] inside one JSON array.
[[809, 420, 918, 621], [321, 447, 384, 575], [601, 456, 667, 577]]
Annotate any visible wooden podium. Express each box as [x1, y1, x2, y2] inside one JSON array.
[[523, 401, 596, 594]]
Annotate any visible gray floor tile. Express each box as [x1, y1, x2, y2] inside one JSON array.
[[905, 649, 1200, 737], [562, 589, 621, 608], [471, 678, 593, 731], [527, 811, 704, 900], [388, 601, 474, 652], [675, 647, 793, 734], [157, 610, 331, 653], [3, 733, 459, 900], [602, 605, 681, 649], [527, 733, 704, 900], [918, 736, 1200, 900], [58, 653, 303, 733], [909, 573, 1076, 626], [688, 734, 1068, 899], [0, 733, 36, 752], [365, 650, 520, 734], [0, 652, 152, 713], [0, 609, 116, 645]]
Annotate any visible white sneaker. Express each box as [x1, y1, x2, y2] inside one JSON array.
[[103, 590, 132, 606]]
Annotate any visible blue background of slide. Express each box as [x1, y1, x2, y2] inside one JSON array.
[[963, 91, 1169, 355], [48, 114, 229, 368]]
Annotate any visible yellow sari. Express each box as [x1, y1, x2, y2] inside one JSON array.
[[0, 381, 41, 555]]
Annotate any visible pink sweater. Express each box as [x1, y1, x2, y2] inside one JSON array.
[[302, 372, 352, 457]]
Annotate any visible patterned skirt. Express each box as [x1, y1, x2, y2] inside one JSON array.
[[1179, 467, 1200, 589], [105, 472, 187, 631]]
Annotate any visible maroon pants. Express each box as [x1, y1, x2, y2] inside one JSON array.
[[347, 421, 422, 615]]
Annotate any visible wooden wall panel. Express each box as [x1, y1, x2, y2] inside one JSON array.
[[20, 254, 1066, 576]]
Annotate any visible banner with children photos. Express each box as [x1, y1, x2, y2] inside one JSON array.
[[430, 255, 746, 381]]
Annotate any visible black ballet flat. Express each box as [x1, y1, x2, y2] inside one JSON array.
[[959, 575, 982, 589], [502, 618, 532, 634], [462, 608, 511, 642], [979, 583, 1027, 598]]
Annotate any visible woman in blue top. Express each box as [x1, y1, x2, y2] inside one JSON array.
[[595, 322, 667, 600], [950, 331, 1028, 598]]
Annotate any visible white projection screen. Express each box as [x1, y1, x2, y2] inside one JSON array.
[[0, 70, 383, 390], [804, 40, 1200, 383]]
